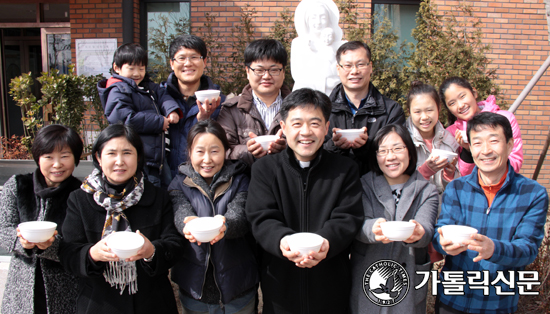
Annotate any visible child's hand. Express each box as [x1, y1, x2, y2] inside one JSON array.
[[455, 130, 470, 151], [163, 117, 170, 131], [168, 111, 179, 124], [425, 155, 448, 173]]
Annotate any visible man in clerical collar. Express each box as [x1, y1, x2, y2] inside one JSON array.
[[245, 88, 364, 313]]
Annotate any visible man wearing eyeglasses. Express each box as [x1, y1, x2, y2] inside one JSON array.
[[325, 41, 405, 175], [218, 39, 291, 165], [161, 34, 226, 178]]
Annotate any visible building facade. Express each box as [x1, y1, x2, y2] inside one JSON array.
[[0, 0, 549, 191]]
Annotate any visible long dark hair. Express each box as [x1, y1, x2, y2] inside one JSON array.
[[439, 77, 477, 125]]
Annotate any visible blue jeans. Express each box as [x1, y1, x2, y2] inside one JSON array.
[[179, 290, 256, 314]]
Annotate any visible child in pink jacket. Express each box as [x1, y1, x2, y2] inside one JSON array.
[[439, 77, 523, 176]]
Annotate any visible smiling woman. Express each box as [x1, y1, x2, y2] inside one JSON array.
[[0, 124, 83, 314], [59, 124, 184, 314]]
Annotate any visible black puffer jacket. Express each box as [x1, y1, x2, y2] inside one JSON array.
[[324, 83, 406, 175]]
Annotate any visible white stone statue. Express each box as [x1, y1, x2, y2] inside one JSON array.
[[291, 0, 345, 96]]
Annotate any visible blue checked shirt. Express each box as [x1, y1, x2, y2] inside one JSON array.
[[432, 163, 548, 314], [252, 90, 282, 130]]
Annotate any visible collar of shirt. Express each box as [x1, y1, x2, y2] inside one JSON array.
[[345, 89, 370, 115], [252, 90, 283, 130]]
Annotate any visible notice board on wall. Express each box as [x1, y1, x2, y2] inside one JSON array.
[[75, 38, 117, 78]]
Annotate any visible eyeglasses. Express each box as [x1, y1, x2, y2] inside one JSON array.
[[376, 145, 407, 156], [172, 55, 204, 64], [247, 66, 284, 76], [338, 62, 370, 72]]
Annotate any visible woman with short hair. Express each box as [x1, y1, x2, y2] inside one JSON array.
[[0, 124, 83, 314]]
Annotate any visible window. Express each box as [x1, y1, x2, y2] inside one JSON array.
[[373, 1, 420, 47], [140, 1, 190, 67]]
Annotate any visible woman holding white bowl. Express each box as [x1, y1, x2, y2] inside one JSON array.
[[59, 124, 183, 313], [168, 120, 259, 314], [349, 124, 438, 314], [0, 124, 83, 313]]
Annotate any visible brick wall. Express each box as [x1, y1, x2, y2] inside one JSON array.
[[69, 0, 132, 63], [67, 0, 550, 191], [433, 0, 550, 190]]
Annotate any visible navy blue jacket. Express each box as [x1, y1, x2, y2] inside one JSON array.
[[168, 160, 258, 304], [98, 74, 180, 169], [161, 73, 226, 178]]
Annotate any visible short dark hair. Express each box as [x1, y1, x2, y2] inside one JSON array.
[[467, 112, 513, 144], [32, 124, 83, 166], [186, 120, 230, 162], [92, 124, 145, 172], [439, 77, 476, 125], [244, 39, 287, 67], [406, 81, 441, 111], [336, 41, 371, 64], [112, 43, 148, 69], [370, 124, 417, 178], [279, 88, 332, 123], [169, 34, 207, 60]]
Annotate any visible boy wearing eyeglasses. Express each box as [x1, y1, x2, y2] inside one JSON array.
[[217, 39, 291, 165], [160, 35, 226, 178], [98, 43, 181, 188], [325, 41, 406, 175]]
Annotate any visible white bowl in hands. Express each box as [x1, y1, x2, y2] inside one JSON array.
[[431, 149, 458, 163], [286, 232, 324, 257], [186, 217, 224, 243], [441, 225, 478, 246], [107, 231, 145, 259], [380, 221, 416, 241], [18, 221, 57, 243], [254, 135, 280, 151], [195, 90, 221, 104], [335, 129, 363, 142]]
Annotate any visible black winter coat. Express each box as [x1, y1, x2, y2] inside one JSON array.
[[59, 180, 184, 314], [97, 74, 180, 169], [325, 83, 406, 175], [245, 147, 364, 314]]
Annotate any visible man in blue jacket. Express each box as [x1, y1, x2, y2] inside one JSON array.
[[433, 112, 548, 314], [161, 35, 226, 178]]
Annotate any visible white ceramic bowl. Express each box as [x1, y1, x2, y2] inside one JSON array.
[[336, 129, 363, 142], [431, 149, 458, 162], [254, 135, 280, 151], [287, 232, 324, 256], [195, 90, 220, 104], [18, 221, 57, 243], [460, 130, 468, 143], [380, 221, 416, 241], [186, 217, 224, 242], [107, 231, 145, 259], [441, 225, 478, 246]]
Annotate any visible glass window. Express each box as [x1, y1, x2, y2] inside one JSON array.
[[43, 3, 70, 23], [145, 2, 190, 66], [0, 4, 37, 23], [373, 2, 420, 47], [47, 33, 71, 74]]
